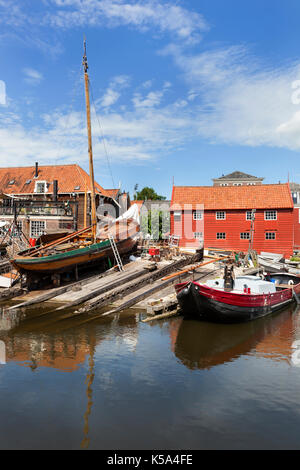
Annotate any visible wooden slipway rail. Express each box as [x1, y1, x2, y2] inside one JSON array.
[[6, 264, 125, 311], [76, 254, 201, 314], [100, 264, 222, 318]]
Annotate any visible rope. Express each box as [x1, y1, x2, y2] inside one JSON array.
[[89, 80, 116, 189]]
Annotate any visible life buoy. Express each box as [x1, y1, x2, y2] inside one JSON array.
[[288, 280, 295, 286]]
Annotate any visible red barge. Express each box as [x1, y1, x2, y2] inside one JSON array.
[[175, 272, 300, 323]]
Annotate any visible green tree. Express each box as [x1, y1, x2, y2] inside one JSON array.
[[134, 186, 166, 201]]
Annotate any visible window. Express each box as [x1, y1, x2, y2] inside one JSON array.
[[240, 232, 250, 240], [246, 211, 252, 220], [174, 211, 181, 221], [265, 210, 277, 220], [30, 221, 46, 237], [265, 232, 276, 240], [34, 181, 47, 194], [233, 183, 242, 186], [216, 211, 226, 220], [217, 232, 226, 239], [220, 183, 228, 187], [193, 210, 203, 220], [194, 232, 203, 239]]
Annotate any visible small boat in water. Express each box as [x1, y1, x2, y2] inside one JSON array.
[[175, 269, 300, 323]]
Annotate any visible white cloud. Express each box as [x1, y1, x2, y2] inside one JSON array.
[[0, 80, 6, 105], [23, 68, 44, 85], [132, 81, 171, 108], [47, 0, 208, 44], [0, 94, 196, 168], [162, 44, 300, 151], [98, 75, 130, 108]]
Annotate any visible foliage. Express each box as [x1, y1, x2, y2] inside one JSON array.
[[134, 186, 166, 201], [141, 208, 170, 240]]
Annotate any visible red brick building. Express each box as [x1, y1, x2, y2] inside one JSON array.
[[170, 183, 296, 257]]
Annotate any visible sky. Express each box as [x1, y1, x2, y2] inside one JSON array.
[[1, 0, 300, 199]]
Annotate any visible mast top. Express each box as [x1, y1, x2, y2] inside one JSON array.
[[82, 38, 88, 74]]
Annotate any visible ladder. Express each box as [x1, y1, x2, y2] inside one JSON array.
[[109, 235, 124, 272]]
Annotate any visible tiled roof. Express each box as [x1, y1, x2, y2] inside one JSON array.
[[171, 183, 293, 210], [105, 188, 120, 198], [214, 171, 263, 180], [131, 200, 144, 207], [0, 164, 110, 197]]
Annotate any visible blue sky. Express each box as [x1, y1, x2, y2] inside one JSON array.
[[1, 1, 300, 199]]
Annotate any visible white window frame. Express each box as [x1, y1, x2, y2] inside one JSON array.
[[265, 232, 276, 240], [30, 220, 46, 238], [216, 232, 226, 239], [240, 232, 250, 240], [246, 211, 252, 220], [220, 183, 228, 187], [34, 181, 47, 194], [264, 210, 277, 220], [193, 210, 203, 220], [216, 211, 226, 220], [194, 232, 203, 239]]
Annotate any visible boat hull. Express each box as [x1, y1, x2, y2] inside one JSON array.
[[175, 273, 300, 323], [11, 236, 137, 275]]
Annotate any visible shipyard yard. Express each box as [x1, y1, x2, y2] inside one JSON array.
[[1, 249, 300, 450], [2, 0, 300, 455]]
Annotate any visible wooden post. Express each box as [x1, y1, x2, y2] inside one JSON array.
[[83, 40, 97, 242]]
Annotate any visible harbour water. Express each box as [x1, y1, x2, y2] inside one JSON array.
[[1, 304, 300, 449]]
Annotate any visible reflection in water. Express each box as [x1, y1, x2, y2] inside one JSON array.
[[81, 337, 96, 450], [1, 302, 300, 449], [0, 340, 5, 364], [171, 305, 300, 370]]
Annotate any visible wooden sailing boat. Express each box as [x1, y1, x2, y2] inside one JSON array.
[[11, 41, 139, 279]]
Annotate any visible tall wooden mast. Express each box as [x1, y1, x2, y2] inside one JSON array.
[[83, 39, 97, 241]]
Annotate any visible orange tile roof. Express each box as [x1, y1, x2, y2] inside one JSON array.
[[131, 200, 144, 207], [0, 164, 111, 197], [105, 188, 120, 198], [171, 183, 293, 210]]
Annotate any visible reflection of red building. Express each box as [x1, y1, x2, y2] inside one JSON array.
[[170, 183, 297, 257]]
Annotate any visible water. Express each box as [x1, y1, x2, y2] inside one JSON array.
[[1, 303, 300, 449]]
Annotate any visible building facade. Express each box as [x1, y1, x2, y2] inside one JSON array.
[[0, 163, 117, 239], [212, 171, 264, 187], [170, 183, 296, 257]]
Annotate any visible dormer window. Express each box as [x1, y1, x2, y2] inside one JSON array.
[[8, 180, 15, 185], [34, 181, 47, 194]]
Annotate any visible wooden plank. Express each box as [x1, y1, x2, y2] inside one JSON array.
[[53, 266, 149, 311], [161, 257, 228, 281], [76, 255, 199, 314], [6, 265, 127, 310]]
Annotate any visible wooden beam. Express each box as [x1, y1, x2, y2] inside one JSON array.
[[161, 256, 229, 281]]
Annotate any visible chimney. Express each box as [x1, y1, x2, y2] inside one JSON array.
[[53, 179, 58, 202], [35, 162, 38, 178]]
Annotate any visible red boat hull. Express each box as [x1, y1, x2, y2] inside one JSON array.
[[175, 273, 300, 323]]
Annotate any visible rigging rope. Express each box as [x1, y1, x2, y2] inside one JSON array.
[[89, 80, 116, 190]]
